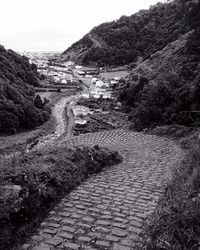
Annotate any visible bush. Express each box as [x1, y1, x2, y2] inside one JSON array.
[[119, 74, 200, 131]]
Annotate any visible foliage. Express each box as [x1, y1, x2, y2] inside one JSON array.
[[119, 73, 200, 131], [64, 1, 186, 66], [0, 46, 50, 134], [118, 0, 200, 131]]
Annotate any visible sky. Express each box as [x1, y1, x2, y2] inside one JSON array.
[[0, 0, 165, 52]]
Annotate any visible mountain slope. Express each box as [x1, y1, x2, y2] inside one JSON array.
[[117, 0, 200, 131], [0, 46, 50, 134], [62, 1, 185, 66], [118, 28, 200, 130]]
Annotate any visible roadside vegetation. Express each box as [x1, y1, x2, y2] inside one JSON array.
[[0, 145, 122, 249], [143, 128, 200, 250]]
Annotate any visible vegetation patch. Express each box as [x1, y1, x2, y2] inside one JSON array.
[[144, 130, 200, 250], [0, 45, 51, 134], [0, 145, 122, 249], [149, 125, 198, 141]]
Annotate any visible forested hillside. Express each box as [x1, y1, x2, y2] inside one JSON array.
[[63, 1, 186, 66], [119, 0, 200, 131], [0, 46, 50, 134]]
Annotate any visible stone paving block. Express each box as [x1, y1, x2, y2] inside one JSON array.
[[31, 235, 44, 243], [48, 216, 62, 223], [77, 222, 92, 229], [78, 236, 91, 243], [112, 229, 128, 237], [63, 242, 80, 249], [121, 238, 134, 247], [113, 243, 131, 250], [106, 235, 120, 242], [58, 211, 71, 217], [32, 246, 50, 250], [58, 232, 73, 239], [43, 228, 57, 235], [130, 220, 143, 228], [95, 240, 110, 248], [21, 243, 32, 250], [62, 219, 76, 226], [62, 225, 76, 233], [45, 236, 62, 246], [82, 217, 95, 223], [96, 220, 111, 226], [112, 223, 127, 229], [45, 222, 60, 228]]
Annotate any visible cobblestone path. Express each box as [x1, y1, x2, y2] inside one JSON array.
[[22, 130, 183, 250]]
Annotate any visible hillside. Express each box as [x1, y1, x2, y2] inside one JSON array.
[[0, 46, 50, 134], [62, 1, 186, 66], [118, 0, 200, 131]]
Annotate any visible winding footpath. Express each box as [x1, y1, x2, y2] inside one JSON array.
[[22, 129, 183, 250]]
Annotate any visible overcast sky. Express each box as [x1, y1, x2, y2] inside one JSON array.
[[0, 0, 164, 52]]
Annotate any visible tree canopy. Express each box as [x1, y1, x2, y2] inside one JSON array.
[[0, 46, 50, 134], [64, 1, 186, 66]]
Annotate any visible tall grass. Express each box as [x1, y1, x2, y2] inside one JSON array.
[[144, 129, 200, 250]]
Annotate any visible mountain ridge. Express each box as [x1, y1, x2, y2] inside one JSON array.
[[62, 1, 186, 66]]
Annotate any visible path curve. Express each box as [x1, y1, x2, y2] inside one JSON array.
[[34, 94, 79, 150], [23, 130, 183, 250]]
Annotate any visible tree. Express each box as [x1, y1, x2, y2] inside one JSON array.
[[34, 95, 43, 109]]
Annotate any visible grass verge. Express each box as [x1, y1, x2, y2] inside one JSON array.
[[0, 144, 122, 250], [143, 126, 200, 250]]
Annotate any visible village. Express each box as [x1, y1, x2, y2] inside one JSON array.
[[24, 51, 129, 131]]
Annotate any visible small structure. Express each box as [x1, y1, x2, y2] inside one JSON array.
[[92, 78, 97, 84], [110, 80, 118, 85], [75, 65, 82, 69], [96, 81, 109, 88], [77, 70, 85, 76], [61, 79, 67, 84]]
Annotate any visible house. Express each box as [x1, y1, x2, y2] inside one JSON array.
[[110, 80, 118, 86], [61, 79, 67, 84], [75, 65, 82, 69], [54, 76, 60, 83], [92, 78, 97, 84], [77, 70, 85, 75], [96, 81, 109, 88]]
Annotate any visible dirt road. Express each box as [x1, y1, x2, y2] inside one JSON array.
[[34, 94, 80, 150]]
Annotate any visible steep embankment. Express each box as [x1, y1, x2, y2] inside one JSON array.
[[0, 46, 50, 134], [128, 31, 194, 84], [62, 1, 186, 66], [118, 0, 200, 131], [118, 29, 200, 130]]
